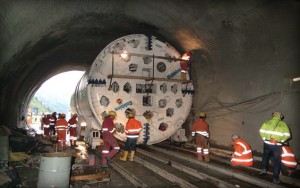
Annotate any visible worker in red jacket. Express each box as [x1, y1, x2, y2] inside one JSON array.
[[281, 145, 297, 176], [43, 114, 51, 137], [180, 52, 191, 80], [68, 114, 78, 147], [231, 134, 253, 167], [101, 111, 120, 172], [120, 108, 142, 162], [191, 112, 210, 162], [55, 113, 68, 151]]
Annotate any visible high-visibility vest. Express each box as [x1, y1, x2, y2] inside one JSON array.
[[191, 119, 209, 137], [259, 117, 290, 145], [282, 146, 297, 169], [125, 118, 142, 138], [231, 138, 253, 167]]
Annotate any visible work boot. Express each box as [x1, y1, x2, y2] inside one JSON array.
[[197, 154, 203, 161], [259, 169, 267, 175], [120, 151, 128, 161], [129, 151, 135, 161]]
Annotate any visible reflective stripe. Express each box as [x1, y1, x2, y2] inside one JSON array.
[[260, 129, 290, 137], [69, 125, 77, 128], [236, 142, 252, 155], [231, 158, 253, 162], [126, 128, 142, 133], [283, 132, 291, 136], [114, 147, 120, 150], [282, 160, 297, 166], [109, 128, 115, 133], [102, 128, 108, 131], [260, 129, 266, 133], [69, 136, 77, 140], [195, 131, 209, 137], [102, 150, 109, 153], [234, 152, 242, 156], [264, 141, 282, 145], [282, 147, 295, 157], [203, 149, 209, 154], [127, 135, 139, 138], [197, 147, 202, 153]]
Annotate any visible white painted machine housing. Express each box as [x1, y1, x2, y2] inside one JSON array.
[[71, 34, 193, 145]]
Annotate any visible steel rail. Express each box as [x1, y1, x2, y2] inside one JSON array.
[[149, 145, 286, 188], [137, 148, 235, 188]]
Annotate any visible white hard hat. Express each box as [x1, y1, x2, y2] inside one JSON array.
[[231, 134, 239, 141]]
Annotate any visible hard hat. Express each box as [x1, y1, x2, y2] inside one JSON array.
[[108, 110, 117, 117], [60, 113, 65, 118], [182, 52, 191, 60], [272, 112, 283, 119], [199, 112, 206, 118], [127, 113, 135, 118], [231, 134, 239, 141], [125, 108, 135, 118]]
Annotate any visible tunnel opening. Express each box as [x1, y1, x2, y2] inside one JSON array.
[[24, 71, 85, 130]]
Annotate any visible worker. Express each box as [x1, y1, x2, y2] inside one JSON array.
[[231, 134, 253, 167], [180, 52, 191, 80], [40, 113, 45, 130], [281, 145, 297, 177], [55, 113, 68, 151], [49, 112, 57, 135], [101, 111, 120, 173], [26, 113, 32, 127], [120, 108, 142, 162], [43, 114, 51, 137], [191, 112, 210, 162], [68, 114, 78, 147], [17, 115, 28, 130], [259, 112, 291, 184]]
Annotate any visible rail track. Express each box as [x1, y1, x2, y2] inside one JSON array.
[[91, 142, 299, 188]]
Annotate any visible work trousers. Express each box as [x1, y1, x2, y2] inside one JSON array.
[[49, 125, 56, 135], [124, 137, 138, 151], [195, 134, 210, 161], [261, 142, 282, 180], [101, 137, 120, 166]]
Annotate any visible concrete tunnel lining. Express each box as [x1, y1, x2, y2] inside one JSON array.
[[0, 0, 299, 156]]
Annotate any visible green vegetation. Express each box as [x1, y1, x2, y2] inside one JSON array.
[[29, 97, 52, 115]]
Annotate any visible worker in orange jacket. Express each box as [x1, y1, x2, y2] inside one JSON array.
[[68, 114, 78, 147], [191, 112, 210, 162], [231, 134, 253, 167], [120, 108, 142, 162], [55, 113, 68, 150], [281, 145, 297, 176]]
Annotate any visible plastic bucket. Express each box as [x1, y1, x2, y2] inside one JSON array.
[[37, 152, 71, 188]]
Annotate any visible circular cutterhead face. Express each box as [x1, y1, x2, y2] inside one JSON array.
[[88, 34, 194, 145]]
